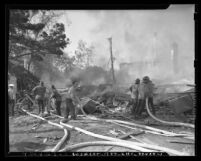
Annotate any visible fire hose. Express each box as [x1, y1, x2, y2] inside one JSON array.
[[80, 98, 194, 137], [21, 95, 153, 152], [55, 95, 193, 155], [57, 99, 190, 155], [145, 98, 195, 129], [40, 97, 191, 155], [59, 120, 154, 152], [105, 121, 194, 138], [59, 120, 189, 155], [19, 95, 71, 152], [19, 95, 191, 155], [23, 95, 159, 153], [59, 141, 148, 152]]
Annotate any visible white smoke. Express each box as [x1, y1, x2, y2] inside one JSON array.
[[60, 5, 194, 85]]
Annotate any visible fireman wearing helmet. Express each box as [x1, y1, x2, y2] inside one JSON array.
[[135, 76, 156, 119]]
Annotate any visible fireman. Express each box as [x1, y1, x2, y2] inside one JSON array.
[[32, 81, 46, 115], [61, 79, 81, 123], [135, 76, 156, 119], [8, 84, 16, 116], [129, 78, 140, 115], [50, 85, 62, 116]]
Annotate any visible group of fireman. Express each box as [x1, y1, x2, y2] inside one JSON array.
[[129, 76, 156, 119], [9, 76, 155, 121], [30, 78, 80, 122]]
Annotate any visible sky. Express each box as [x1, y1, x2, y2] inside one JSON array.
[[56, 5, 194, 82]]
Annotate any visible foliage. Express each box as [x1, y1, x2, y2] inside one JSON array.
[[8, 9, 71, 85], [54, 40, 95, 75], [40, 23, 69, 56], [9, 10, 69, 60], [74, 40, 95, 68], [8, 10, 71, 89], [54, 54, 76, 72]]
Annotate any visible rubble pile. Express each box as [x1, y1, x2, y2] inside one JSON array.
[[154, 86, 195, 123], [77, 84, 133, 118], [78, 83, 195, 124], [14, 80, 195, 125]]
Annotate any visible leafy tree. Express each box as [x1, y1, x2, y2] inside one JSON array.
[[9, 10, 69, 73], [9, 10, 44, 58], [74, 40, 94, 68], [54, 54, 76, 73], [40, 23, 69, 56]]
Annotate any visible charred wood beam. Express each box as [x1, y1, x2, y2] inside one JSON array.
[[118, 131, 145, 140]]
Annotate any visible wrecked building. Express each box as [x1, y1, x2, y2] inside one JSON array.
[[8, 60, 40, 93]]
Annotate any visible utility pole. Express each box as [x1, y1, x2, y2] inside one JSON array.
[[108, 37, 116, 85], [171, 42, 179, 74]]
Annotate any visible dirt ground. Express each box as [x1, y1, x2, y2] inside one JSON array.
[[9, 110, 195, 155]]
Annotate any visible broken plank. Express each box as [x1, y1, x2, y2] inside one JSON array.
[[118, 131, 145, 139]]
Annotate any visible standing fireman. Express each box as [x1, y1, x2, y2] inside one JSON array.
[[61, 79, 81, 123], [135, 76, 156, 118], [129, 78, 140, 115], [32, 81, 46, 115], [50, 85, 62, 116], [147, 79, 156, 115], [8, 84, 16, 116]]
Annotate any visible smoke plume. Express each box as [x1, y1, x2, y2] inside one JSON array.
[[61, 5, 194, 85]]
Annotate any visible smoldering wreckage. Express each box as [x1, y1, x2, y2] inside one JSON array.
[[8, 61, 195, 156]]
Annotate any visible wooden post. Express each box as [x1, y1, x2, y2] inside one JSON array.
[[108, 37, 116, 85]]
